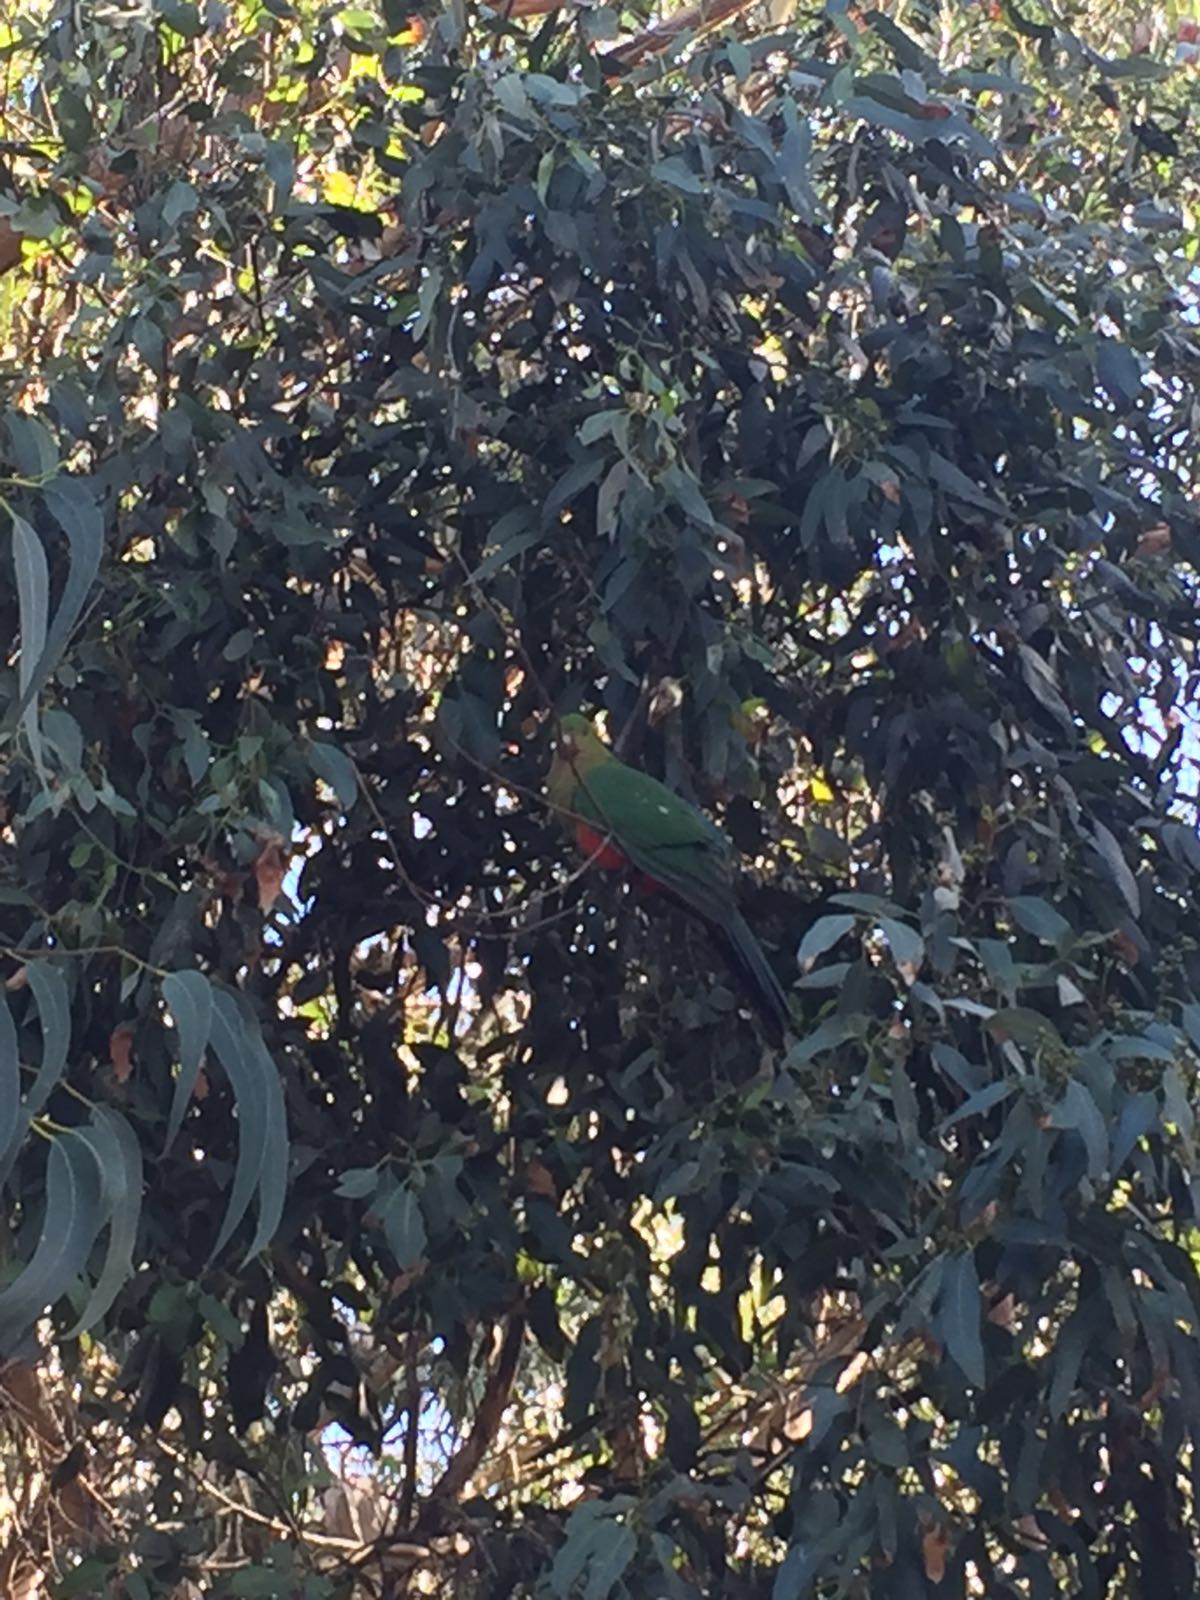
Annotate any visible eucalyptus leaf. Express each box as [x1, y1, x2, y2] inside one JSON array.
[[65, 1108, 144, 1334], [336, 1166, 380, 1200], [205, 990, 280, 1260], [24, 960, 70, 1112], [582, 1521, 635, 1600], [796, 913, 855, 971], [1091, 820, 1140, 918], [11, 512, 48, 764], [879, 915, 924, 972], [0, 995, 20, 1166], [652, 156, 704, 195], [1095, 337, 1142, 410], [9, 480, 104, 737], [380, 1184, 427, 1269], [937, 1251, 985, 1387], [163, 969, 214, 1151], [0, 1132, 105, 1354], [1009, 895, 1072, 947], [243, 1020, 289, 1259], [310, 741, 359, 811], [7, 413, 58, 477], [1050, 1079, 1108, 1180]]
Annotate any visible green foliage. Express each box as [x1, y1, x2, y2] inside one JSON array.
[[0, 0, 1198, 1592]]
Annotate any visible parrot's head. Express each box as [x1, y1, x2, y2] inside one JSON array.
[[554, 712, 608, 770]]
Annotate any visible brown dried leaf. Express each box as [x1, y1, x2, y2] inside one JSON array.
[[1050, 1490, 1083, 1533], [922, 1523, 950, 1583], [0, 218, 24, 278], [84, 153, 132, 198], [882, 617, 925, 654], [525, 1160, 558, 1200], [390, 1260, 428, 1296], [203, 857, 246, 901], [1135, 522, 1171, 558], [110, 1023, 135, 1082], [719, 529, 748, 576], [1139, 1359, 1170, 1408], [254, 838, 288, 915], [1014, 1513, 1048, 1550], [988, 1292, 1017, 1329]]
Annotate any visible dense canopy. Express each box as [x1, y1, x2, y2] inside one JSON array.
[[0, 0, 1199, 1592]]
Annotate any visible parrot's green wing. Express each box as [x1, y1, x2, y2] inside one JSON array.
[[580, 762, 790, 1038], [574, 761, 732, 895]]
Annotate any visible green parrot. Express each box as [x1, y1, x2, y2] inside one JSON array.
[[547, 712, 791, 1041]]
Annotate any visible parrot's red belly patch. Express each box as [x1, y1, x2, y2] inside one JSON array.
[[575, 823, 664, 896], [576, 823, 628, 872]]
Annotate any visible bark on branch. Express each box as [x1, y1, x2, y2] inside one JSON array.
[[497, 0, 760, 74], [431, 1307, 527, 1504]]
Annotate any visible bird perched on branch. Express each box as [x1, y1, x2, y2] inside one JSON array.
[[546, 712, 791, 1041]]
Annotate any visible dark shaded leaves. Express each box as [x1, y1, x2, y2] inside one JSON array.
[[0, 1131, 105, 1355], [937, 1252, 985, 1386], [65, 1108, 144, 1334], [206, 989, 289, 1261], [163, 969, 214, 1152]]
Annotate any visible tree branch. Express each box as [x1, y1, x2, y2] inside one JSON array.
[[431, 1306, 527, 1504]]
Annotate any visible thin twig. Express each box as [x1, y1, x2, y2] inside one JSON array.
[[155, 1438, 431, 1559], [398, 1337, 421, 1531]]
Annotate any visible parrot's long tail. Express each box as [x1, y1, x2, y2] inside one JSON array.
[[717, 911, 791, 1044], [626, 854, 792, 1044]]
